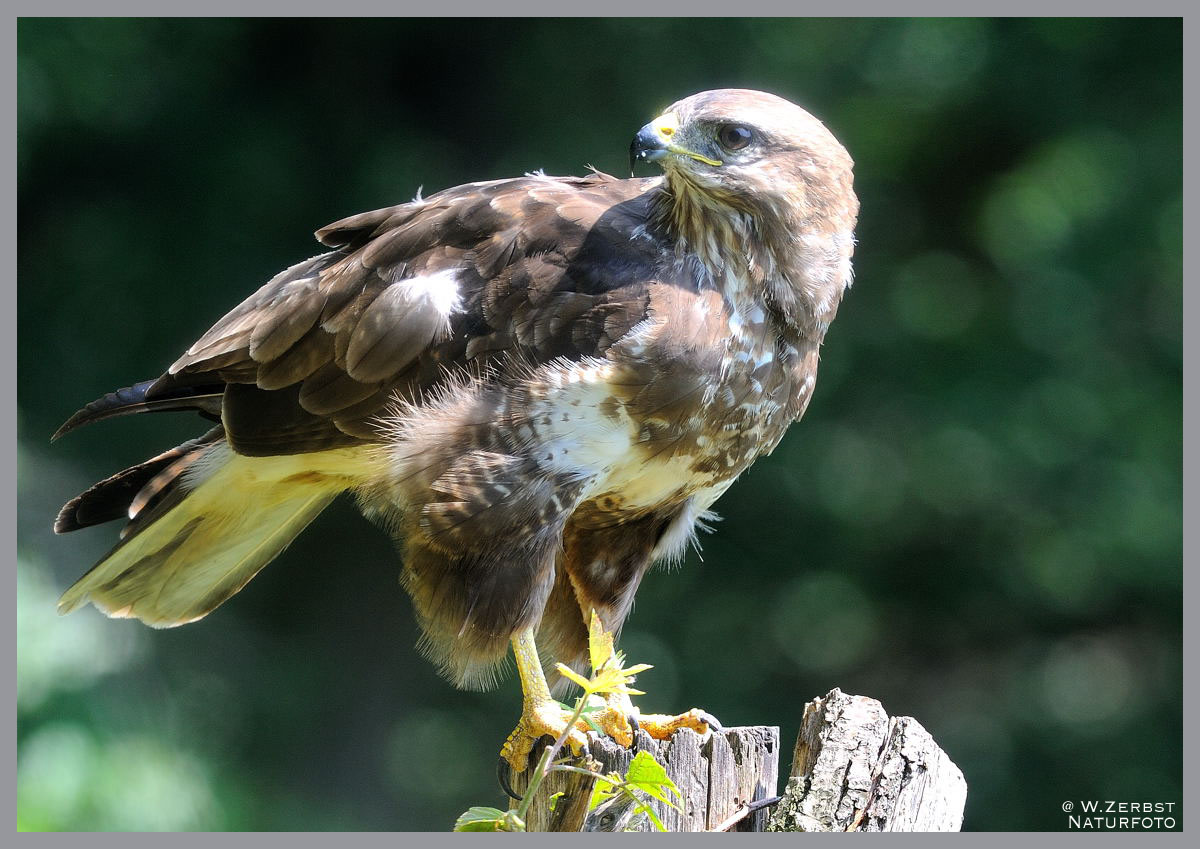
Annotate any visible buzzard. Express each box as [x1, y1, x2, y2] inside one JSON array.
[[54, 89, 858, 771]]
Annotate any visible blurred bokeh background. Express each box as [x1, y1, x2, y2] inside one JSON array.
[[17, 18, 1181, 831]]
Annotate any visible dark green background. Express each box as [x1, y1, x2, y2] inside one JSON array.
[[17, 18, 1181, 831]]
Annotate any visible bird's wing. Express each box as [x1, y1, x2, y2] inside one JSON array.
[[135, 173, 668, 457]]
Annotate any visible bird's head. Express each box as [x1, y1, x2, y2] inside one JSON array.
[[631, 89, 858, 333]]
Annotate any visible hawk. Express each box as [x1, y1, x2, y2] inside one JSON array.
[[54, 89, 858, 771]]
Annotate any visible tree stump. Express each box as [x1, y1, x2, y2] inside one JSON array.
[[508, 726, 780, 832], [767, 688, 968, 832], [505, 689, 967, 832]]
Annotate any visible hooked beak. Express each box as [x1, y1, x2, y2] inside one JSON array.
[[629, 123, 669, 173], [629, 111, 722, 175]]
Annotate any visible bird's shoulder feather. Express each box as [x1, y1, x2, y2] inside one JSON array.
[[155, 172, 681, 455]]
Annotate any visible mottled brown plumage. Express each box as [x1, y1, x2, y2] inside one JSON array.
[[55, 91, 857, 719]]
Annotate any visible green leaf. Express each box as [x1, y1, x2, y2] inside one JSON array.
[[630, 781, 674, 807], [588, 774, 620, 811], [625, 750, 671, 785], [547, 792, 564, 812], [624, 751, 682, 807], [453, 806, 516, 832]]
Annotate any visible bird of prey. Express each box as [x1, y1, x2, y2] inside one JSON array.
[[54, 89, 858, 772]]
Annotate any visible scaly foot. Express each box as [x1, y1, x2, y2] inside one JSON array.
[[583, 610, 721, 746], [591, 689, 721, 746], [500, 614, 720, 776], [500, 695, 591, 773]]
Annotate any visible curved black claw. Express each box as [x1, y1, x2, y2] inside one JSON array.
[[700, 711, 724, 733], [628, 714, 640, 753], [497, 757, 520, 801]]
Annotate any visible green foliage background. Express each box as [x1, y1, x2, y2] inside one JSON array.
[[17, 18, 1181, 831]]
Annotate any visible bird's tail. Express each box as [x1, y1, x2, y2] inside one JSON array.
[[56, 438, 360, 627]]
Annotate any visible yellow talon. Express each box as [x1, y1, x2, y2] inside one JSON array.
[[500, 697, 590, 773], [502, 627, 590, 773], [582, 610, 716, 746], [593, 691, 714, 746], [634, 708, 715, 739], [501, 612, 718, 773]]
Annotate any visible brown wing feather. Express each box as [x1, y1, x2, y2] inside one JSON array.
[[149, 173, 667, 457]]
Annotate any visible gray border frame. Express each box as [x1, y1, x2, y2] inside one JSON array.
[[10, 6, 1189, 842]]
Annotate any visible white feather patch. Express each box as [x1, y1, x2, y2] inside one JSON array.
[[650, 484, 729, 565], [398, 268, 462, 326]]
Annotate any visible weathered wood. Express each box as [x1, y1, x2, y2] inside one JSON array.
[[767, 688, 968, 832], [501, 689, 966, 832], [508, 726, 780, 832]]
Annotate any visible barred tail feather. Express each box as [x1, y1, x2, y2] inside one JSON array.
[[57, 442, 359, 628]]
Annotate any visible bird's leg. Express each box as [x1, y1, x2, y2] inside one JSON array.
[[587, 611, 719, 745], [500, 626, 591, 773]]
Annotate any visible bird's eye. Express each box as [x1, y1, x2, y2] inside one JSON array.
[[717, 124, 753, 151]]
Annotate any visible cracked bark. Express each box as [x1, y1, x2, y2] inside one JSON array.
[[767, 688, 968, 832], [505, 688, 966, 832]]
